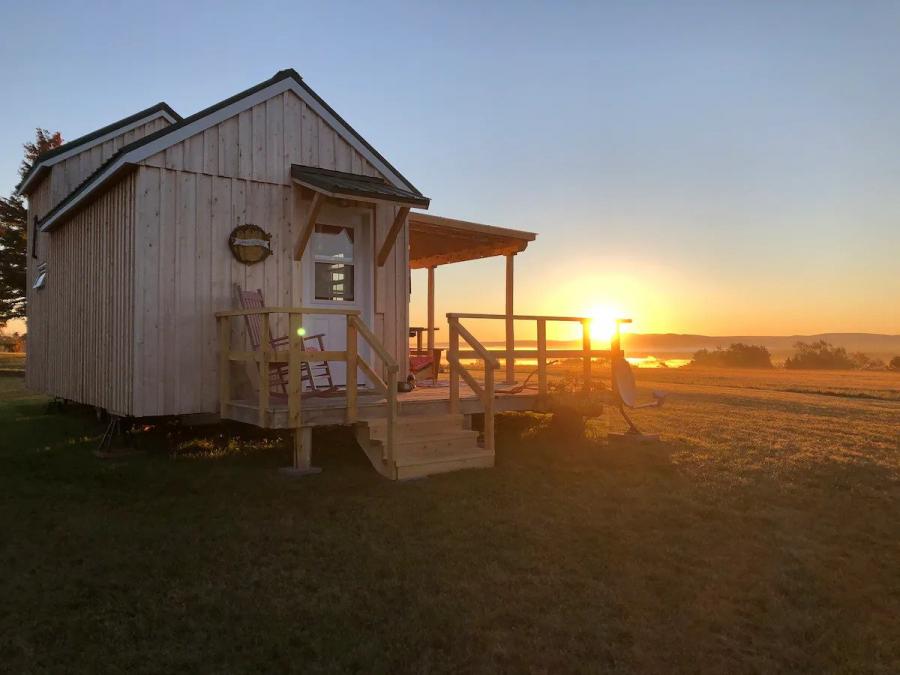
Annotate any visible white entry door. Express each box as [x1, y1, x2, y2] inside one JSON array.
[[301, 209, 372, 388]]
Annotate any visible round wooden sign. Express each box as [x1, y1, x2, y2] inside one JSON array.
[[228, 224, 272, 265]]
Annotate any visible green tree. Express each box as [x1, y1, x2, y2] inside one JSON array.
[[690, 343, 773, 368], [784, 340, 855, 370], [0, 195, 29, 326], [20, 129, 63, 180], [0, 129, 63, 325]]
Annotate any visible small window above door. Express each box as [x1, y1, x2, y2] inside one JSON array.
[[313, 224, 355, 302], [312, 224, 353, 259]]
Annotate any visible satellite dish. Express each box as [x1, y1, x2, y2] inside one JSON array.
[[612, 357, 637, 407]]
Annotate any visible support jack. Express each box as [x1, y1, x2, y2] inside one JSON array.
[[95, 415, 140, 458]]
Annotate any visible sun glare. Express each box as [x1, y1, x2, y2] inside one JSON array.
[[585, 306, 631, 343]]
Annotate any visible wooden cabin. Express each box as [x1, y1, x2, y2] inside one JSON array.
[[20, 69, 615, 479]]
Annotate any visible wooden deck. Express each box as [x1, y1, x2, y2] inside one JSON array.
[[223, 380, 541, 429], [216, 306, 615, 476]]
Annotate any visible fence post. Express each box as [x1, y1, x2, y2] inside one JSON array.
[[537, 318, 547, 396], [218, 316, 230, 418], [346, 314, 357, 423], [581, 318, 592, 393], [386, 365, 397, 468], [449, 316, 460, 413], [483, 363, 495, 452]]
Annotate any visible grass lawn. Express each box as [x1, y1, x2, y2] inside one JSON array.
[[1, 368, 898, 673], [0, 351, 25, 376]]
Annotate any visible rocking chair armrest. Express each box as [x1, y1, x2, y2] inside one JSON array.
[[270, 335, 289, 346]]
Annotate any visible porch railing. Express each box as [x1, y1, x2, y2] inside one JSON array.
[[446, 313, 619, 400], [214, 307, 399, 465], [447, 315, 502, 451]]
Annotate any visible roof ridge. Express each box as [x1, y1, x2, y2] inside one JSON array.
[[34, 71, 298, 222], [38, 68, 425, 229], [17, 102, 181, 193], [33, 102, 181, 163]]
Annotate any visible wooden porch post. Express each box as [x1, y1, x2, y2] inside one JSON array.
[[294, 427, 312, 469], [278, 426, 322, 476], [427, 266, 436, 355], [505, 253, 515, 385]]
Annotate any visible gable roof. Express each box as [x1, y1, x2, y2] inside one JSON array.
[[16, 102, 182, 196], [291, 165, 430, 208], [37, 69, 424, 232]]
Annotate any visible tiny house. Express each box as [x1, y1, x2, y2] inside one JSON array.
[[20, 69, 612, 479]]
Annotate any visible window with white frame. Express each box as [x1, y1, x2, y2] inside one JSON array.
[[312, 224, 355, 302]]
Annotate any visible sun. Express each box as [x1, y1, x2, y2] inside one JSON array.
[[587, 306, 626, 343]]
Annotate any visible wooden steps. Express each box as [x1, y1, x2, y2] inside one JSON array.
[[355, 413, 494, 480]]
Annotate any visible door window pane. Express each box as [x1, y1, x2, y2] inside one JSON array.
[[312, 224, 356, 302], [315, 262, 355, 301]]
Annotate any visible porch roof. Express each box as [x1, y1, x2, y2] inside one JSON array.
[[290, 165, 430, 208], [408, 212, 536, 269]]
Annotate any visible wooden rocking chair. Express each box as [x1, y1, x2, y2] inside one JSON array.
[[233, 285, 337, 397], [407, 326, 441, 385]]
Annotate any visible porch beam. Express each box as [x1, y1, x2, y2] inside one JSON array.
[[377, 206, 410, 267], [409, 243, 527, 270], [293, 192, 324, 260], [505, 253, 515, 385]]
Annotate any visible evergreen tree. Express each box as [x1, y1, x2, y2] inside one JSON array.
[[0, 129, 63, 325]]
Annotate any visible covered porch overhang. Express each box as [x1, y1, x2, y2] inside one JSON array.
[[408, 212, 537, 384]]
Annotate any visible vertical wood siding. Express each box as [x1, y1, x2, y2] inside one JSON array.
[[142, 92, 380, 183], [25, 176, 136, 414], [132, 89, 411, 416], [134, 168, 293, 415]]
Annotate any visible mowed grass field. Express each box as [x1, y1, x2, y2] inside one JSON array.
[[1, 363, 898, 673], [0, 351, 25, 376]]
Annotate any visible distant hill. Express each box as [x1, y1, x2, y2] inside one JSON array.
[[453, 332, 900, 361], [620, 333, 900, 360]]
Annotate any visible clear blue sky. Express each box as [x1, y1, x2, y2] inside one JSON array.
[[3, 1, 898, 336]]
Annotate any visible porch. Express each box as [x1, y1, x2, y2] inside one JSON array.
[[215, 306, 619, 480]]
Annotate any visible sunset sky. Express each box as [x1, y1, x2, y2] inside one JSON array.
[[2, 1, 899, 340]]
